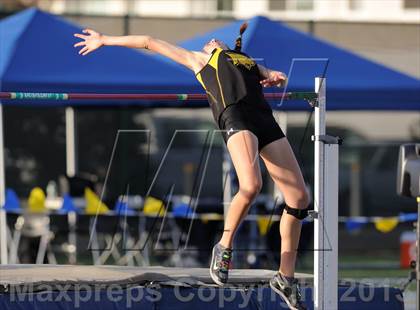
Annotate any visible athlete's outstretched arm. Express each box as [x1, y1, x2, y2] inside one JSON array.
[[258, 64, 287, 88], [73, 29, 205, 72]]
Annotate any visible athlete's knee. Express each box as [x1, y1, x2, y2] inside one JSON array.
[[297, 189, 310, 209], [238, 180, 262, 202], [282, 188, 310, 220], [286, 188, 310, 210]]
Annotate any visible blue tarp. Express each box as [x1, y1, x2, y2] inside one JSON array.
[[180, 16, 420, 111], [0, 8, 202, 107]]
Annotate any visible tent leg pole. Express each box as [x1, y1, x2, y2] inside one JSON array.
[[0, 105, 8, 264], [66, 107, 78, 177]]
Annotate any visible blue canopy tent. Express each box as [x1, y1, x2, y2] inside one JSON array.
[[180, 15, 420, 111], [0, 6, 207, 175], [0, 6, 203, 184], [0, 8, 202, 101], [0, 8, 203, 264]]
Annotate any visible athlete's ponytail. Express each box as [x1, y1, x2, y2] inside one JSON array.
[[234, 22, 248, 52]]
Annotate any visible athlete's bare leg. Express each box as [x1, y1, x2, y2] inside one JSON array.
[[260, 137, 309, 278], [218, 130, 262, 249]]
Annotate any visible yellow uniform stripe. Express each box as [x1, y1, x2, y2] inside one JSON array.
[[208, 48, 227, 108], [208, 48, 222, 70], [196, 73, 205, 89], [196, 48, 228, 108]]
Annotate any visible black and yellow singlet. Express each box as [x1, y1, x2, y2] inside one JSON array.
[[195, 48, 271, 126]]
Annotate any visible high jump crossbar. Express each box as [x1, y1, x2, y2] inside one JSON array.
[[0, 91, 317, 103]]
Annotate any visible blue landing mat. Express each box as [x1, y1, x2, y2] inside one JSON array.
[[0, 285, 404, 309]]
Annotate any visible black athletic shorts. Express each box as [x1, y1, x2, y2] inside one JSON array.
[[218, 102, 285, 152]]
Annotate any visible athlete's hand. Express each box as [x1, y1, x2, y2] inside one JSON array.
[[73, 29, 104, 56], [260, 70, 288, 88]]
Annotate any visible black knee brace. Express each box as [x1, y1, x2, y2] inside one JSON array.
[[284, 205, 309, 220]]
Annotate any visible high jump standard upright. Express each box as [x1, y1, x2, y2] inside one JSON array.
[[313, 77, 340, 310]]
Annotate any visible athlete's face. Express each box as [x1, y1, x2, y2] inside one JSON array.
[[203, 38, 228, 53]]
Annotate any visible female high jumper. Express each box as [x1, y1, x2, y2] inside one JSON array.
[[74, 23, 309, 310]]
